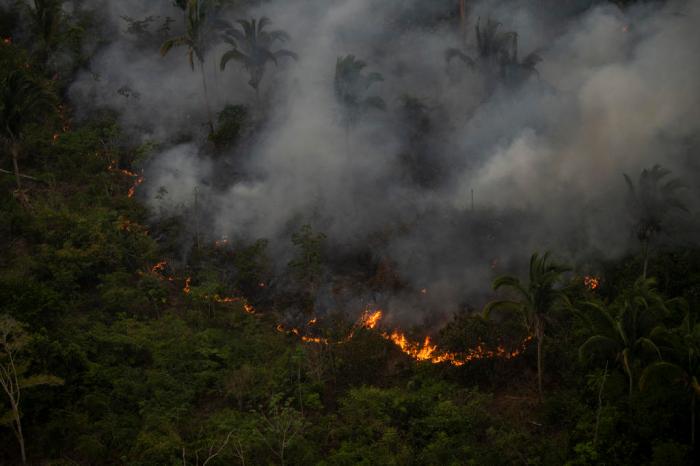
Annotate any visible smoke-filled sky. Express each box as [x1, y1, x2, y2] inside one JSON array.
[[67, 0, 700, 321]]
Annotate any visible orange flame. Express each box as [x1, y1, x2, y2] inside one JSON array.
[[584, 275, 599, 290], [2, 37, 11, 45], [275, 307, 531, 367], [151, 261, 167, 273], [107, 161, 144, 198], [183, 277, 191, 294], [214, 237, 230, 248], [382, 329, 532, 367], [128, 176, 144, 198], [360, 309, 383, 329]]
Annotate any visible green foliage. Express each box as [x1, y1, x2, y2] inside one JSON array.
[[578, 278, 668, 395], [288, 224, 326, 307], [160, 0, 211, 69], [485, 251, 571, 396], [2, 4, 700, 465], [209, 103, 250, 148]]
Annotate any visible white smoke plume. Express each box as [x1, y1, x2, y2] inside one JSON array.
[[67, 0, 700, 319]]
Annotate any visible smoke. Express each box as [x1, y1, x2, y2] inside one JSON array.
[[67, 0, 700, 319]]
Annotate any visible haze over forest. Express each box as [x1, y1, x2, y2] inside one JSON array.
[[1, 1, 700, 464]]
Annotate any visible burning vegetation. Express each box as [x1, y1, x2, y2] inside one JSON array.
[[2, 0, 700, 464], [584, 275, 600, 290]]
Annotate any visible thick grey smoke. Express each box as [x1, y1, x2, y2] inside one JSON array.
[[69, 0, 700, 321]]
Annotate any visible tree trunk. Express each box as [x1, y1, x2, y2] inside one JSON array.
[[535, 316, 544, 399], [536, 335, 543, 399], [642, 240, 649, 279], [11, 142, 22, 191], [255, 86, 262, 116], [593, 361, 609, 449], [12, 403, 26, 464], [692, 394, 696, 445], [459, 1, 467, 46], [623, 353, 634, 397], [199, 60, 215, 134]]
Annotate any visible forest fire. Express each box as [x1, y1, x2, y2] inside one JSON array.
[[107, 161, 144, 198], [151, 261, 167, 273], [2, 37, 11, 45], [360, 309, 383, 329], [379, 324, 532, 367], [127, 176, 144, 198], [584, 275, 599, 290], [147, 261, 530, 368], [274, 306, 532, 368]]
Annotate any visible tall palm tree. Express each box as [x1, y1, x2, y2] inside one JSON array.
[[484, 251, 571, 398], [334, 54, 386, 134], [624, 165, 687, 278], [641, 308, 700, 444], [578, 277, 666, 396], [161, 0, 215, 132], [25, 0, 64, 66], [446, 18, 541, 85], [220, 17, 297, 105], [0, 70, 56, 195]]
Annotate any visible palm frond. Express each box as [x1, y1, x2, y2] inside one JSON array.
[[273, 49, 299, 61], [579, 335, 619, 362], [220, 49, 249, 70], [483, 300, 524, 319], [160, 36, 188, 57], [640, 361, 685, 391]]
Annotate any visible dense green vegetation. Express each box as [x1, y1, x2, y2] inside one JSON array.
[[1, 1, 699, 464]]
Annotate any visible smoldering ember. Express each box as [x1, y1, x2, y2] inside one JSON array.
[[1, 0, 700, 464]]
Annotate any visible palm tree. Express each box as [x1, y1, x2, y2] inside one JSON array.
[[484, 252, 571, 398], [624, 165, 687, 278], [24, 0, 64, 66], [0, 70, 56, 195], [220, 17, 297, 105], [641, 308, 700, 444], [578, 278, 666, 396], [446, 18, 541, 85], [161, 0, 215, 132], [334, 54, 386, 135]]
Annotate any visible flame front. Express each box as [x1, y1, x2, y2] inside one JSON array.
[[293, 308, 531, 367], [165, 267, 529, 367]]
